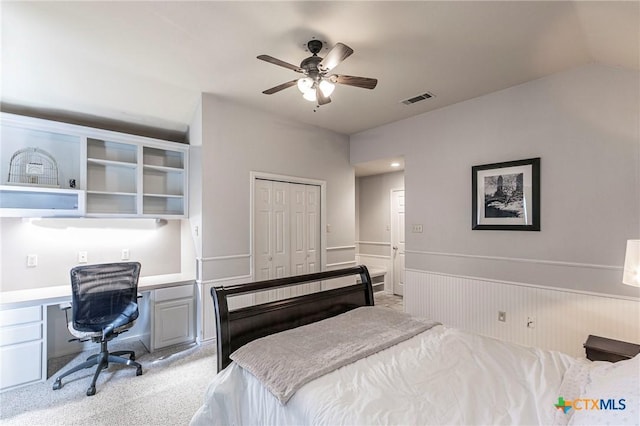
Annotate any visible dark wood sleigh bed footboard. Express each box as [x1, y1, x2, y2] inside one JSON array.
[[211, 265, 374, 372]]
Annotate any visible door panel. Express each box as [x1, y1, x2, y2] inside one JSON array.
[[254, 179, 321, 303], [272, 181, 290, 278], [304, 185, 321, 293], [254, 180, 273, 283], [290, 184, 307, 277], [392, 190, 405, 296]]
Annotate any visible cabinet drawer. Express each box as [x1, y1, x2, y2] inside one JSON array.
[[0, 306, 42, 327], [0, 323, 42, 346], [155, 285, 193, 302]]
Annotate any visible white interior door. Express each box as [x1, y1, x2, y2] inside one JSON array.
[[254, 179, 320, 302], [254, 179, 273, 281], [290, 183, 320, 295], [391, 189, 405, 296], [272, 181, 290, 280], [254, 179, 290, 303]]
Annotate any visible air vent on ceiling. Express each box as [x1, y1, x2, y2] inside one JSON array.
[[401, 92, 435, 105]]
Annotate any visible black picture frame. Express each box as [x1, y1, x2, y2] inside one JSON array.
[[472, 157, 540, 231]]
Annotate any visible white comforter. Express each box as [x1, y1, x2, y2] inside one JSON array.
[[191, 324, 579, 425]]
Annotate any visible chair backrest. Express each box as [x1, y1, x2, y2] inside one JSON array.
[[70, 262, 141, 333]]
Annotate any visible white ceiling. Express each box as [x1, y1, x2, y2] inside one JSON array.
[[1, 1, 638, 141]]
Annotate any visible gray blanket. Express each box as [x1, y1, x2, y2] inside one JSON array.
[[229, 306, 440, 404]]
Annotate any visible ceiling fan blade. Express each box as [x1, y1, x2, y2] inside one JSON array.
[[332, 74, 378, 90], [316, 87, 331, 105], [319, 43, 354, 71], [262, 80, 298, 95], [257, 55, 303, 73]]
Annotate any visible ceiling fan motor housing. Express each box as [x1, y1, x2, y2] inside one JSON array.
[[300, 56, 323, 79], [307, 39, 323, 55]]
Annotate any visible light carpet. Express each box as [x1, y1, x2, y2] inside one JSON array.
[[0, 341, 217, 425]]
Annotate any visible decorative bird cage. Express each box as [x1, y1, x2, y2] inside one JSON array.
[[7, 147, 60, 187]]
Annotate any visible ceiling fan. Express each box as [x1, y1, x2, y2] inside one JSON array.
[[257, 39, 378, 106]]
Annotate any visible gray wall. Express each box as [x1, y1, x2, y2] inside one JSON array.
[[351, 64, 640, 298], [191, 94, 355, 281], [357, 171, 404, 257], [0, 218, 183, 290]]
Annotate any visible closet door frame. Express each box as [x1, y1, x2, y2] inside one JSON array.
[[249, 171, 327, 281]]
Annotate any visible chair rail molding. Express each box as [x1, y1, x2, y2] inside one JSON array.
[[357, 241, 391, 246], [405, 249, 621, 271]]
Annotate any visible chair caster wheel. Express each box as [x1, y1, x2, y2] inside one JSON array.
[[86, 386, 96, 396], [130, 354, 135, 361], [52, 379, 62, 390], [136, 367, 142, 376]]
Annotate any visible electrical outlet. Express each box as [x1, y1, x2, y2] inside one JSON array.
[[498, 311, 506, 322], [27, 254, 38, 268], [78, 251, 88, 263], [121, 248, 130, 261], [527, 316, 536, 328], [412, 224, 423, 233]]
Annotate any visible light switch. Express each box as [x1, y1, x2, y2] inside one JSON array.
[[27, 254, 38, 268], [121, 248, 130, 261], [78, 251, 88, 263]]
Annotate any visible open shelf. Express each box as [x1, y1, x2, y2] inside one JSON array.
[[143, 147, 184, 169], [143, 195, 184, 216], [87, 138, 137, 164], [86, 192, 137, 215]]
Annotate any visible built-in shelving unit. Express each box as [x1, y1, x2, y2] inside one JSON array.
[[142, 147, 185, 216], [0, 113, 188, 218], [86, 138, 139, 215]]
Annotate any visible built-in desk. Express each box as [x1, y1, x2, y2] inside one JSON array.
[[0, 274, 196, 392], [0, 273, 195, 309]]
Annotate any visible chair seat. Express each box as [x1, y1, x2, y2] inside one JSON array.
[[68, 320, 136, 340]]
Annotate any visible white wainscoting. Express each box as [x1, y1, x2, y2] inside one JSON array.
[[198, 254, 252, 282], [405, 269, 640, 358], [196, 275, 253, 343]]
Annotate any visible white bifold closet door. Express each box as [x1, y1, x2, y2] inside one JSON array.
[[254, 179, 320, 304]]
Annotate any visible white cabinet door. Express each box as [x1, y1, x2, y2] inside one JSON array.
[[153, 297, 195, 350], [0, 341, 44, 390], [153, 298, 194, 349]]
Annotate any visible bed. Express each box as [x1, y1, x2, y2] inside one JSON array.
[[191, 266, 639, 426]]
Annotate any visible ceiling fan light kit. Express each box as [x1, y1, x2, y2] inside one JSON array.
[[258, 39, 377, 107]]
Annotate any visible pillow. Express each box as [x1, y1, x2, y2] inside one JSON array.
[[553, 359, 592, 425], [568, 354, 639, 425]]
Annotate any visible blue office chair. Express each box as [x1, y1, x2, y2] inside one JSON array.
[[52, 262, 143, 396]]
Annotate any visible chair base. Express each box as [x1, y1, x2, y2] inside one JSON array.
[[52, 341, 142, 396]]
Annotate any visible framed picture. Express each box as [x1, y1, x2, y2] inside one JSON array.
[[472, 157, 540, 231]]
